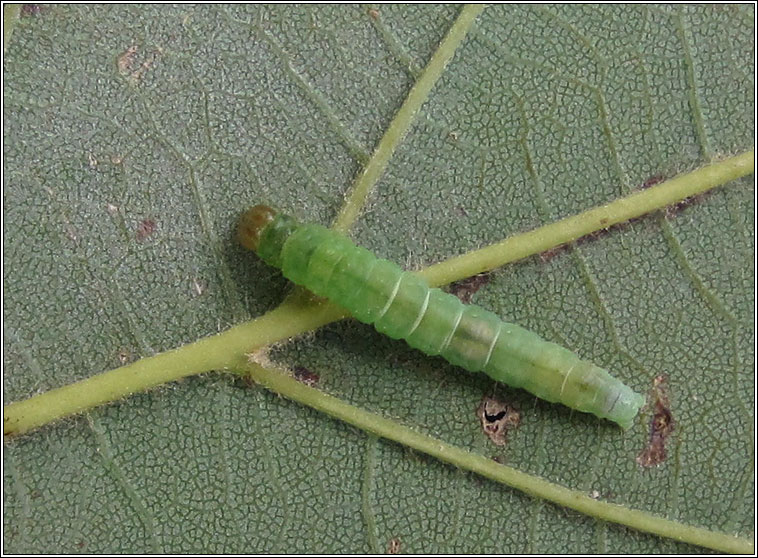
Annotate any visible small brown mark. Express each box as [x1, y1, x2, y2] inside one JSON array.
[[640, 174, 666, 190], [665, 191, 709, 219], [387, 537, 401, 554], [477, 395, 520, 446], [448, 272, 491, 304], [4, 415, 19, 438], [117, 44, 161, 84], [118, 45, 138, 75], [239, 374, 257, 389], [636, 374, 675, 467], [293, 366, 320, 387], [21, 4, 43, 16], [117, 349, 130, 365], [136, 218, 156, 241], [539, 244, 569, 263], [367, 7, 379, 19]]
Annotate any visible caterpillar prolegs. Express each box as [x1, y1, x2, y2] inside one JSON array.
[[239, 205, 645, 429]]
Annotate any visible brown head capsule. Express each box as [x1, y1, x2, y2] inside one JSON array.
[[238, 204, 277, 252]]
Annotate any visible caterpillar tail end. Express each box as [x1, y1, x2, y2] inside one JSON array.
[[238, 205, 278, 252], [607, 387, 646, 430]]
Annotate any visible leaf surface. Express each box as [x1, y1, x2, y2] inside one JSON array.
[[3, 4, 753, 553]]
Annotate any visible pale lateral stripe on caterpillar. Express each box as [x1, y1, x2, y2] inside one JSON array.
[[238, 205, 645, 429]]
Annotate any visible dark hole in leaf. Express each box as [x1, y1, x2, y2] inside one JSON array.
[[483, 408, 507, 422], [477, 395, 520, 446]]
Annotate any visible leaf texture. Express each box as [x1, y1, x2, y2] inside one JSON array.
[[3, 4, 754, 553]]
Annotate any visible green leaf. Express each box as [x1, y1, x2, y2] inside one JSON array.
[[3, 4, 753, 553]]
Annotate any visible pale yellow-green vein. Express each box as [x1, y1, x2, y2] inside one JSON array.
[[3, 4, 22, 53], [3, 150, 752, 438], [331, 4, 485, 232], [243, 361, 753, 554]]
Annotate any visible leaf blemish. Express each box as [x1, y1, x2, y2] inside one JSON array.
[[117, 349, 130, 365], [136, 218, 157, 241], [21, 4, 43, 16], [477, 395, 520, 446], [117, 44, 161, 84], [387, 537, 401, 554], [293, 365, 320, 387], [636, 374, 675, 467], [117, 45, 138, 75], [447, 272, 492, 303], [3, 417, 18, 439], [664, 192, 710, 219], [539, 245, 569, 263], [640, 174, 666, 190]]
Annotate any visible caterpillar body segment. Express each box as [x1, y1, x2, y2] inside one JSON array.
[[239, 205, 645, 429]]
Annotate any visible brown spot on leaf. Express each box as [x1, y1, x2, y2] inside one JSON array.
[[387, 537, 401, 554], [293, 366, 320, 387], [4, 415, 18, 438], [117, 349, 130, 365], [367, 7, 380, 19], [641, 174, 666, 189], [538, 244, 569, 263], [117, 44, 161, 84], [448, 272, 491, 303], [477, 396, 520, 446], [665, 191, 709, 219], [136, 218, 156, 241], [118, 45, 138, 75], [636, 374, 675, 467], [239, 374, 257, 389], [21, 4, 43, 16]]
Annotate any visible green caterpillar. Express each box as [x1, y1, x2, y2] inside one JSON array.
[[239, 205, 645, 429]]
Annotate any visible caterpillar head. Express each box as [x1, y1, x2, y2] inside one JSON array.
[[238, 205, 277, 252]]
